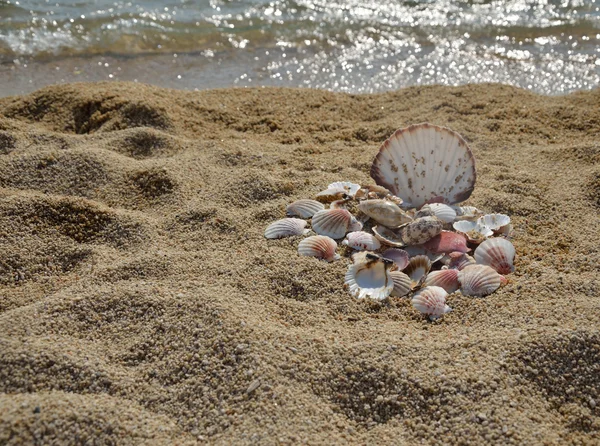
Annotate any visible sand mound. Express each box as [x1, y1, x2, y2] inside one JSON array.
[[1, 82, 599, 444]]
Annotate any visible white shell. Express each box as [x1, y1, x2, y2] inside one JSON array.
[[342, 231, 381, 251], [370, 123, 476, 208], [474, 238, 516, 275], [265, 218, 308, 239], [453, 220, 493, 243], [403, 255, 432, 289], [357, 199, 412, 228], [458, 264, 504, 297], [479, 214, 511, 231], [311, 209, 360, 239], [286, 199, 324, 218], [345, 254, 394, 300], [416, 203, 457, 223], [298, 235, 339, 262], [328, 181, 361, 198], [390, 271, 412, 297], [412, 286, 452, 320], [381, 248, 410, 270], [452, 205, 483, 221], [424, 269, 459, 293]]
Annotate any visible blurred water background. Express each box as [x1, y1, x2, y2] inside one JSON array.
[[1, 0, 599, 97]]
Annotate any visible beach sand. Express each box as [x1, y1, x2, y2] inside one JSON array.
[[0, 82, 599, 445]]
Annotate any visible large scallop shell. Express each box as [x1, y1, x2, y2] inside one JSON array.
[[345, 253, 394, 300], [286, 199, 324, 218], [403, 255, 432, 289], [342, 231, 382, 251], [265, 218, 308, 239], [412, 286, 452, 320], [421, 231, 470, 254], [398, 216, 444, 246], [416, 203, 457, 223], [298, 235, 339, 262], [381, 248, 410, 270], [357, 199, 412, 228], [474, 238, 515, 275], [424, 269, 459, 293], [370, 123, 476, 208], [458, 264, 504, 297], [311, 209, 361, 239], [390, 271, 412, 297]]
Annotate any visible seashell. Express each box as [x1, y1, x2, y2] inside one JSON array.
[[265, 218, 308, 239], [398, 216, 444, 246], [479, 214, 511, 231], [422, 231, 470, 254], [311, 209, 360, 239], [370, 123, 476, 208], [390, 271, 412, 297], [328, 181, 361, 198], [363, 184, 392, 198], [453, 220, 493, 243], [458, 264, 504, 297], [345, 253, 394, 300], [347, 218, 364, 233], [424, 269, 459, 293], [358, 199, 412, 228], [298, 235, 339, 262], [452, 205, 483, 221], [474, 238, 516, 275], [403, 246, 444, 264], [381, 248, 410, 271], [403, 255, 432, 289], [315, 188, 347, 203], [342, 231, 381, 251], [330, 197, 352, 210], [415, 203, 457, 223], [446, 252, 476, 270], [372, 225, 405, 247], [412, 286, 452, 320], [286, 199, 324, 218]]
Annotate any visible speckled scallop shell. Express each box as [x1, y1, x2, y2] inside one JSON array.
[[398, 216, 444, 246], [311, 209, 361, 239], [342, 231, 382, 251], [265, 218, 308, 239], [390, 271, 412, 297], [345, 254, 394, 300], [412, 286, 452, 320], [357, 199, 412, 228], [424, 269, 459, 293], [286, 199, 324, 218], [446, 252, 476, 270], [381, 248, 410, 271], [298, 235, 339, 262], [403, 255, 432, 289], [474, 238, 516, 275], [370, 123, 476, 208], [422, 231, 470, 254], [416, 203, 457, 223], [458, 264, 504, 297]]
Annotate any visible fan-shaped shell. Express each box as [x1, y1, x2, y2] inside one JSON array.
[[357, 199, 412, 228], [298, 235, 339, 262], [370, 123, 476, 208], [265, 218, 308, 239], [474, 238, 516, 275], [446, 252, 476, 270], [381, 248, 410, 270], [345, 254, 394, 300], [390, 271, 412, 297], [480, 214, 511, 231], [453, 220, 493, 243], [311, 209, 359, 239], [286, 199, 324, 218], [342, 231, 381, 251], [412, 286, 452, 320], [422, 231, 470, 254], [424, 269, 459, 293], [328, 181, 361, 198], [458, 265, 504, 297], [403, 255, 432, 289], [416, 203, 457, 223], [398, 216, 444, 246]]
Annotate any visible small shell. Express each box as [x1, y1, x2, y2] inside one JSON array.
[[358, 199, 412, 228], [458, 264, 504, 297], [328, 181, 361, 198], [453, 220, 493, 243], [403, 246, 444, 264], [446, 252, 476, 270], [330, 197, 352, 210], [342, 231, 382, 251], [403, 255, 432, 289], [474, 238, 516, 275], [412, 286, 452, 320], [479, 214, 511, 231], [265, 218, 308, 239], [345, 254, 394, 300], [452, 205, 483, 221], [381, 248, 410, 271], [390, 271, 412, 297], [422, 231, 470, 254], [424, 269, 459, 293], [298, 235, 339, 262], [372, 225, 405, 247], [398, 216, 444, 246], [311, 209, 358, 239], [315, 188, 347, 203], [416, 203, 457, 223], [286, 199, 324, 218]]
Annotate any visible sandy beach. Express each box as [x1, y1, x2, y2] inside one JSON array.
[[0, 82, 599, 444]]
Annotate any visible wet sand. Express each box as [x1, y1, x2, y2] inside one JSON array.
[[0, 82, 599, 444]]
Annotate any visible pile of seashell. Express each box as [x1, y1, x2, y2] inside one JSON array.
[[265, 123, 516, 320]]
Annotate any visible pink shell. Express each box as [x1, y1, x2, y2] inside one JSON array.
[[342, 231, 381, 251], [457, 265, 504, 297], [446, 252, 476, 270], [311, 209, 357, 239], [422, 231, 470, 254], [474, 238, 515, 275], [298, 235, 339, 262], [412, 286, 452, 320], [424, 269, 459, 293], [381, 248, 410, 270]]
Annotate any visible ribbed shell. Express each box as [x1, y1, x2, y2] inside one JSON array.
[[264, 218, 308, 239], [422, 231, 469, 254], [345, 256, 394, 300], [416, 203, 457, 223], [311, 209, 357, 239], [381, 248, 410, 270], [446, 252, 476, 270], [370, 123, 476, 208], [412, 286, 452, 320], [404, 255, 432, 288], [398, 216, 444, 246], [480, 214, 511, 231], [390, 271, 412, 297], [298, 235, 339, 262], [458, 265, 503, 297], [342, 231, 381, 251], [453, 220, 493, 243], [474, 238, 516, 275], [357, 199, 412, 228], [286, 199, 324, 218], [424, 269, 459, 293]]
